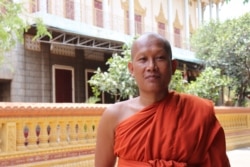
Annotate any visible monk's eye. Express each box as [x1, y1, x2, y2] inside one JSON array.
[[156, 56, 166, 61], [138, 57, 147, 62]]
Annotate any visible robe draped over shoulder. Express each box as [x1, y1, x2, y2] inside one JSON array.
[[114, 91, 230, 167]]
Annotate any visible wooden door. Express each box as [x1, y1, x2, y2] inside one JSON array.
[[55, 69, 72, 102]]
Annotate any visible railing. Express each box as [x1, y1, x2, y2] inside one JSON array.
[[215, 107, 250, 150], [0, 103, 108, 167], [0, 103, 249, 166]]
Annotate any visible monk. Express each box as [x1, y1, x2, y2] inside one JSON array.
[[95, 32, 230, 167]]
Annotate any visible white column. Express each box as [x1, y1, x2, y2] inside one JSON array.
[[39, 0, 47, 13], [209, 0, 213, 20], [103, 0, 109, 29], [167, 0, 173, 44], [129, 0, 135, 36], [216, 3, 219, 20], [197, 0, 202, 25], [184, 0, 190, 49], [75, 0, 81, 21]]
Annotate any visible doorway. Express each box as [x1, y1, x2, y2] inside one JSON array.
[[52, 65, 75, 103]]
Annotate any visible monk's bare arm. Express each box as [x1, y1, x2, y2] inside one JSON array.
[[95, 106, 118, 167]]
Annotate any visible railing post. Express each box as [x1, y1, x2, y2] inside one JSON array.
[[60, 121, 68, 146], [83, 119, 91, 143], [68, 121, 77, 144], [78, 121, 85, 144], [92, 117, 99, 143], [39, 122, 49, 148], [16, 122, 27, 151], [49, 122, 59, 146], [248, 114, 250, 129], [1, 122, 17, 152], [28, 122, 38, 149]]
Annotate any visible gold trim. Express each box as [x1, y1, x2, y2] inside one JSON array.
[[121, 0, 146, 15], [155, 3, 168, 24], [173, 10, 183, 29]]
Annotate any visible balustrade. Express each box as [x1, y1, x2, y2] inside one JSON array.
[[0, 103, 105, 166], [215, 107, 250, 150], [0, 103, 249, 166]]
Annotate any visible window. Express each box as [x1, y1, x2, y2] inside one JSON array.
[[125, 11, 130, 34], [65, 0, 74, 19], [135, 13, 142, 35], [0, 80, 11, 102], [121, 0, 145, 36], [24, 34, 41, 51], [158, 22, 166, 38], [94, 0, 103, 27], [31, 0, 39, 13], [174, 28, 181, 48], [46, 0, 52, 13], [125, 11, 142, 35]]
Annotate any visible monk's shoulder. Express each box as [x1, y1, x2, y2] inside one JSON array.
[[178, 92, 212, 106], [102, 101, 124, 119], [177, 93, 215, 116], [106, 99, 132, 113], [103, 99, 135, 126]]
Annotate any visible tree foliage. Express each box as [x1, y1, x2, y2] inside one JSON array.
[[0, 0, 51, 63], [170, 68, 231, 104], [185, 67, 231, 104], [224, 0, 249, 4], [169, 70, 187, 93], [191, 13, 250, 106], [88, 43, 138, 102], [0, 1, 25, 62]]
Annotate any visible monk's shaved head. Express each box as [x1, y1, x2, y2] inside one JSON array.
[[131, 32, 172, 60]]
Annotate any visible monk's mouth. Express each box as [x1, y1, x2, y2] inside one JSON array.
[[145, 75, 160, 80]]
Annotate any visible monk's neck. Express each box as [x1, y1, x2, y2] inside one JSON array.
[[139, 91, 168, 106]]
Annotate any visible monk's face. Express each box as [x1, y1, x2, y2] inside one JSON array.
[[128, 34, 176, 94]]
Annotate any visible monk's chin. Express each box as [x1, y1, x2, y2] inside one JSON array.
[[143, 87, 168, 94]]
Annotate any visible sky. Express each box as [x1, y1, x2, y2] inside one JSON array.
[[204, 0, 250, 21]]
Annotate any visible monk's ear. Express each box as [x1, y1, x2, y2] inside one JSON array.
[[171, 59, 178, 75], [128, 61, 134, 77]]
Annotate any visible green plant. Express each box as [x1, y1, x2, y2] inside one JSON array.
[[185, 67, 232, 104], [85, 96, 101, 104], [0, 0, 51, 64], [88, 43, 138, 102], [169, 70, 187, 93]]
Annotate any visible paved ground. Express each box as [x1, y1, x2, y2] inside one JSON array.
[[227, 147, 250, 167]]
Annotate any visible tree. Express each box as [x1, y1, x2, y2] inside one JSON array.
[[224, 0, 249, 4], [169, 70, 187, 93], [191, 13, 250, 106], [88, 43, 138, 102], [0, 0, 51, 64], [185, 67, 232, 104], [170, 68, 231, 105]]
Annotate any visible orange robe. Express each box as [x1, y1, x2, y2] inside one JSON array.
[[114, 91, 230, 167]]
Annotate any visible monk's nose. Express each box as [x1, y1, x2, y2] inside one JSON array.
[[147, 60, 157, 71]]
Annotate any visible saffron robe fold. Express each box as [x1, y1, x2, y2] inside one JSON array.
[[114, 91, 230, 167]]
